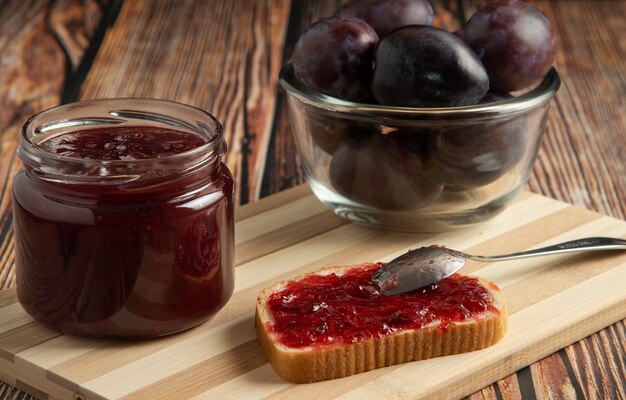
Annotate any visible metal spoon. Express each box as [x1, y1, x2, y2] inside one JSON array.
[[372, 237, 626, 296]]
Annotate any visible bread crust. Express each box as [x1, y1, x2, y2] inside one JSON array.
[[255, 263, 507, 383]]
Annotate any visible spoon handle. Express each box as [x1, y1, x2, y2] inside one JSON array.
[[468, 237, 626, 262]]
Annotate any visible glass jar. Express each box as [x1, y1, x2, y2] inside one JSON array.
[[12, 98, 234, 338]]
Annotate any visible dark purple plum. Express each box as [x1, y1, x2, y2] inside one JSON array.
[[425, 92, 528, 188], [386, 128, 435, 161], [305, 111, 376, 155], [479, 91, 514, 104], [334, 0, 434, 38], [292, 16, 378, 102], [329, 131, 442, 210], [461, 0, 557, 92], [372, 26, 489, 107], [306, 113, 346, 155]]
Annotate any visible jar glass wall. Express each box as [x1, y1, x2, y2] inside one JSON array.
[[12, 99, 234, 338]]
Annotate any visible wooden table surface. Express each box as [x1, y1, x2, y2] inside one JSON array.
[[0, 0, 624, 399]]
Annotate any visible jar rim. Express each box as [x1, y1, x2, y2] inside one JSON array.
[[18, 98, 226, 185], [279, 62, 561, 117], [20, 98, 225, 164]]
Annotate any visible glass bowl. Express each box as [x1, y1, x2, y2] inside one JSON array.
[[280, 62, 560, 232]]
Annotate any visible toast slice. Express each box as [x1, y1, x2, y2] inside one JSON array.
[[255, 263, 507, 383]]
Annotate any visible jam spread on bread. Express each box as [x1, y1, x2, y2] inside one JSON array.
[[266, 263, 497, 348]]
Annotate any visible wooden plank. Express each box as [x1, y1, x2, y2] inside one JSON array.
[[234, 184, 312, 221], [0, 2, 111, 397], [93, 219, 626, 399], [50, 0, 109, 73], [0, 190, 624, 400], [235, 195, 346, 265], [529, 0, 626, 220], [260, 0, 341, 198], [0, 1, 61, 291], [77, 0, 291, 205], [1, 196, 487, 382], [0, 0, 111, 292], [0, 322, 61, 362], [564, 321, 626, 399], [530, 353, 579, 399]]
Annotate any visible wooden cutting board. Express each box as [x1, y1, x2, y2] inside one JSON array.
[[1, 185, 625, 400]]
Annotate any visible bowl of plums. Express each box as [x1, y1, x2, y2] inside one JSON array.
[[280, 0, 560, 232]]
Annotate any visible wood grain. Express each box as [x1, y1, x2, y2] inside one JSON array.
[[260, 0, 339, 198], [0, 382, 40, 400], [0, 1, 109, 398], [0, 0, 109, 290], [525, 1, 626, 220], [0, 1, 63, 292], [565, 320, 626, 399], [0, 190, 624, 400], [76, 0, 290, 205], [0, 0, 624, 399]]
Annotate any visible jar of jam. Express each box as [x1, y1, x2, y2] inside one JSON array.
[[12, 99, 234, 338]]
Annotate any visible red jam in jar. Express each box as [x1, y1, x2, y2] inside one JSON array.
[[12, 99, 234, 338], [266, 264, 497, 348]]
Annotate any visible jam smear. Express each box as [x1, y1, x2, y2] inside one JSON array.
[[37, 127, 208, 160], [266, 264, 497, 348]]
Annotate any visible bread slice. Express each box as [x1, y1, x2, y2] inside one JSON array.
[[255, 263, 507, 383]]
